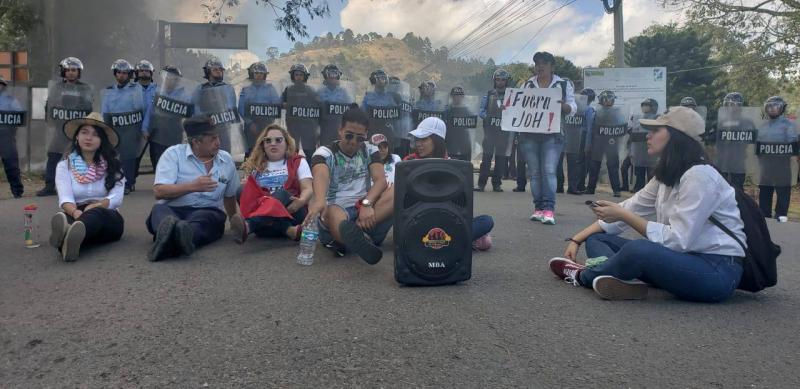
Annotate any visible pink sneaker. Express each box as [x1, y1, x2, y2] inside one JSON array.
[[529, 210, 544, 221], [472, 234, 493, 251], [541, 210, 556, 225]]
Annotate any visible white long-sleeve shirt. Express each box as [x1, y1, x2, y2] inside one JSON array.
[[523, 74, 577, 117], [599, 164, 746, 257], [55, 160, 125, 210]]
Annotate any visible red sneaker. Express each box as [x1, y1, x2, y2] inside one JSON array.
[[548, 257, 586, 286]]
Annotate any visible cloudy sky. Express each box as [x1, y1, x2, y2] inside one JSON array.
[[203, 0, 685, 67]]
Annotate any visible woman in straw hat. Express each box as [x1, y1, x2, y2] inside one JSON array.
[[49, 112, 126, 262]]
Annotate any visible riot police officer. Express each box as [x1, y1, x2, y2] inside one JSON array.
[[586, 90, 625, 196], [135, 60, 157, 178], [194, 56, 238, 153], [362, 69, 402, 141], [476, 69, 514, 192], [317, 64, 354, 145], [282, 63, 320, 158], [0, 76, 25, 197], [238, 61, 281, 156], [756, 96, 798, 220]]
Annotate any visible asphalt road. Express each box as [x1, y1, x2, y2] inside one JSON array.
[[1, 175, 798, 388]]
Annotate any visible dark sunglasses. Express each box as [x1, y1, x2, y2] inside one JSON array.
[[344, 132, 367, 143], [263, 137, 284, 145]]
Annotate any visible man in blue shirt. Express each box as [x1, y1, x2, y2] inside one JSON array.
[[135, 60, 157, 178], [146, 116, 242, 261], [238, 62, 281, 156]]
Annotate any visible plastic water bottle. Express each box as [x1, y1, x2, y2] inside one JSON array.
[[297, 218, 319, 266], [23, 204, 40, 248]]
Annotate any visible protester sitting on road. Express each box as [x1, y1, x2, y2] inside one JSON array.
[[235, 124, 312, 243], [305, 106, 393, 265], [371, 133, 401, 186], [549, 107, 746, 302], [50, 113, 126, 262], [146, 115, 242, 261], [404, 117, 494, 251]]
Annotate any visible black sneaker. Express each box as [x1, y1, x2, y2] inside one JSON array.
[[473, 186, 485, 192], [613, 192, 621, 198], [512, 187, 526, 192], [148, 216, 177, 262], [492, 186, 504, 192], [338, 220, 382, 265], [124, 187, 132, 195], [36, 186, 57, 197], [12, 191, 23, 198], [323, 241, 346, 257], [174, 220, 196, 256]]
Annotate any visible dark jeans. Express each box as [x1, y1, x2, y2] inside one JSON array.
[[245, 189, 307, 238], [722, 172, 746, 191], [121, 158, 138, 190], [515, 143, 527, 189], [587, 158, 621, 193], [2, 155, 23, 196], [759, 185, 791, 218], [579, 233, 743, 302], [620, 156, 632, 190], [66, 206, 125, 248], [44, 152, 62, 189], [146, 204, 226, 254], [477, 152, 508, 188], [148, 142, 171, 174], [565, 152, 585, 192], [318, 205, 393, 247], [633, 166, 652, 192], [472, 215, 494, 241], [555, 152, 565, 192]]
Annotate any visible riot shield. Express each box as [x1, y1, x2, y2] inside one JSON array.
[[150, 70, 198, 147], [317, 80, 356, 146], [46, 80, 93, 154], [715, 106, 762, 175], [363, 86, 402, 142], [628, 112, 659, 168], [102, 85, 144, 160], [194, 83, 240, 153], [482, 88, 513, 158], [590, 106, 627, 163], [282, 80, 320, 154], [445, 95, 480, 160], [563, 95, 588, 155], [412, 90, 447, 129], [238, 79, 283, 152], [0, 86, 28, 159], [389, 80, 413, 144], [754, 116, 799, 186]]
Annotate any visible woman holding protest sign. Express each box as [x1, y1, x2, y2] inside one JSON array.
[[548, 107, 745, 302], [517, 52, 577, 225]]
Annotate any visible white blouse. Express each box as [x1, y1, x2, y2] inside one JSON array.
[[55, 160, 125, 210], [599, 164, 747, 257]]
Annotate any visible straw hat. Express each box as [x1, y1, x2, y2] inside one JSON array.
[[63, 112, 119, 147]]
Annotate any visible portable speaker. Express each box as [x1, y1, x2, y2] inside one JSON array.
[[393, 159, 473, 286]]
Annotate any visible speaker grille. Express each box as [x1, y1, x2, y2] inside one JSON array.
[[404, 192, 467, 209]]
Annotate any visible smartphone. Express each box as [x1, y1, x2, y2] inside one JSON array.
[[585, 200, 600, 208]]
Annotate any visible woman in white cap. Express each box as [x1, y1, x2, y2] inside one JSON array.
[[50, 112, 126, 262], [548, 107, 746, 302], [404, 117, 494, 250]]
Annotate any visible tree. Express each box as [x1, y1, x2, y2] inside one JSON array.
[[204, 0, 333, 42], [0, 0, 35, 50], [343, 29, 355, 45]]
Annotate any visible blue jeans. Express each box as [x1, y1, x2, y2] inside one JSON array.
[[318, 205, 393, 247], [245, 189, 306, 238], [519, 134, 564, 211], [472, 215, 494, 241], [579, 233, 743, 302], [146, 204, 226, 249]]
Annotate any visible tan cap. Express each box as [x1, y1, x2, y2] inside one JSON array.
[[639, 106, 705, 143]]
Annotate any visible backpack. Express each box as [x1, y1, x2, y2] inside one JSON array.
[[709, 187, 780, 292]]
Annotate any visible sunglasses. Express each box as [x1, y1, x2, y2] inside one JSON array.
[[263, 137, 284, 145], [344, 132, 367, 143]]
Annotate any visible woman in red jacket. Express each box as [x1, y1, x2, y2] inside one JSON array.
[[233, 124, 313, 243]]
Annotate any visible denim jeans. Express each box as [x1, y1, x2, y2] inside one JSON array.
[[579, 233, 743, 303], [472, 215, 494, 241], [318, 205, 393, 247], [245, 188, 306, 238], [518, 133, 564, 211]]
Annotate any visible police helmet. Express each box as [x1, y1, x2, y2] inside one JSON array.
[[203, 57, 225, 79], [598, 90, 616, 105], [641, 98, 658, 112], [369, 69, 388, 85], [248, 62, 269, 80], [580, 88, 596, 104], [163, 66, 182, 77], [59, 57, 84, 79], [111, 59, 134, 79], [723, 92, 745, 107], [680, 96, 697, 108], [450, 86, 465, 96], [288, 63, 310, 82], [764, 96, 787, 117], [321, 64, 342, 80]]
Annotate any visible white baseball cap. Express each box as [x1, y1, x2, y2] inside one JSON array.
[[409, 116, 447, 139], [639, 106, 705, 143]]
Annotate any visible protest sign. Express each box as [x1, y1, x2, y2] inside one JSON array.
[[500, 87, 562, 134]]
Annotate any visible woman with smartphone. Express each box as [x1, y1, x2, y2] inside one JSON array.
[[548, 107, 746, 302]]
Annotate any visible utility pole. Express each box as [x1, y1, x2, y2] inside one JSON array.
[[603, 0, 625, 67]]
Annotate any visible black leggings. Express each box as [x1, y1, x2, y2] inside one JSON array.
[[721, 172, 746, 191], [66, 206, 125, 248], [758, 186, 791, 218]]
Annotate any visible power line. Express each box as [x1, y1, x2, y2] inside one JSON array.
[[667, 53, 800, 74], [450, 0, 548, 58], [508, 0, 569, 62]]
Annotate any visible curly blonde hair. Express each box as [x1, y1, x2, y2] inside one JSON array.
[[241, 124, 299, 173]]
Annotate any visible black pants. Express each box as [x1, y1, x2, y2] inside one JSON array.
[[620, 156, 632, 190], [146, 204, 226, 257], [556, 152, 565, 192], [121, 158, 138, 190], [478, 152, 508, 188], [246, 189, 307, 238], [515, 140, 527, 189], [44, 152, 62, 189], [721, 172, 746, 191], [587, 158, 621, 193], [633, 166, 653, 192], [149, 142, 171, 173], [66, 206, 125, 248], [2, 154, 23, 196], [565, 152, 585, 193], [759, 185, 791, 218], [450, 153, 471, 162]]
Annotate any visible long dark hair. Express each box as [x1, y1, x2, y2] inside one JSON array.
[[429, 134, 447, 158], [652, 127, 709, 187], [68, 125, 124, 191]]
